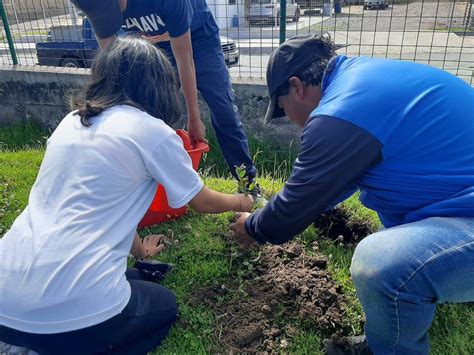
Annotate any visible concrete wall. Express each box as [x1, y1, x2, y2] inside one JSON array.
[[0, 65, 301, 148], [0, 65, 88, 128]]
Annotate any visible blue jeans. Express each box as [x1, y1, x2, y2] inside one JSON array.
[[350, 217, 474, 354]]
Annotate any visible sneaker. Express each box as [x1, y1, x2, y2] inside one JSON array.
[[323, 335, 373, 355], [134, 259, 174, 283], [0, 341, 38, 355]]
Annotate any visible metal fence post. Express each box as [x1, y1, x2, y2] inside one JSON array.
[[279, 0, 286, 44], [0, 0, 18, 64]]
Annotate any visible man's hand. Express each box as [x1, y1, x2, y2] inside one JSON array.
[[170, 31, 206, 146], [230, 212, 257, 249], [187, 116, 208, 145]]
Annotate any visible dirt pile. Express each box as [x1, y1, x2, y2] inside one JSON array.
[[191, 240, 347, 352]]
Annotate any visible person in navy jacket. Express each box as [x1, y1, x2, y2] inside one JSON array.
[[72, 0, 257, 182]]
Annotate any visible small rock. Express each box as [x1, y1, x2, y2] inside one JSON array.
[[263, 339, 274, 350], [301, 286, 310, 295], [269, 327, 281, 337], [274, 246, 285, 255], [309, 256, 328, 269], [286, 243, 302, 257]]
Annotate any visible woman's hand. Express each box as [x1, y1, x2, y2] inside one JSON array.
[[237, 193, 254, 212], [131, 233, 166, 259], [189, 187, 254, 214]]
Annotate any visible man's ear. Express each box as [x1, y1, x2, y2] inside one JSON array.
[[288, 76, 305, 100]]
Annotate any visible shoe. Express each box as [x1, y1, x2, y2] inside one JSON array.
[[323, 335, 373, 355], [134, 259, 174, 283], [0, 341, 38, 355]]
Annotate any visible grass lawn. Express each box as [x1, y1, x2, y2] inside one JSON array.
[[1, 124, 473, 354]]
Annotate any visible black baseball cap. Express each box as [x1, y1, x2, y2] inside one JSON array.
[[71, 0, 123, 39], [264, 33, 336, 124]]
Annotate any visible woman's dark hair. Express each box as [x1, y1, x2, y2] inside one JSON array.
[[276, 34, 337, 97], [73, 36, 181, 127]]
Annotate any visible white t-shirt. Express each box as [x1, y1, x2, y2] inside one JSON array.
[[0, 105, 204, 334]]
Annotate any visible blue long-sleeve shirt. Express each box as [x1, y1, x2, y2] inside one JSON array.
[[246, 56, 474, 244], [245, 116, 382, 244]]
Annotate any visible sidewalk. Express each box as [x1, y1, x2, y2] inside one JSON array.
[[220, 15, 330, 40], [0, 42, 36, 56], [233, 30, 474, 56], [6, 14, 80, 33]]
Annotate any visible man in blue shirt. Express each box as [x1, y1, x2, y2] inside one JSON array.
[[231, 34, 474, 354], [72, 0, 256, 181]]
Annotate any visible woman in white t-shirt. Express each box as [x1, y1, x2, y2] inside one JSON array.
[[0, 36, 253, 354]]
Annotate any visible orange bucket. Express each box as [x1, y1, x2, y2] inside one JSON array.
[[138, 129, 210, 228]]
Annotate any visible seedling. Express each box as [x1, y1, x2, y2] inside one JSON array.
[[235, 164, 254, 194], [235, 164, 268, 209]]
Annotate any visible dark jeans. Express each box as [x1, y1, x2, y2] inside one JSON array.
[[0, 268, 177, 355]]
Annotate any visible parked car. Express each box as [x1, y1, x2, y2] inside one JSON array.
[[36, 19, 239, 68], [247, 0, 300, 25], [220, 37, 239, 67], [364, 0, 389, 10]]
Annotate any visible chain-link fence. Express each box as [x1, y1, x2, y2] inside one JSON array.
[[1, 0, 473, 83]]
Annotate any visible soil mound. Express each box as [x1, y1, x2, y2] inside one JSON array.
[[191, 240, 347, 352]]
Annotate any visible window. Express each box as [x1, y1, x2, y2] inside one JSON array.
[[229, 0, 236, 4]]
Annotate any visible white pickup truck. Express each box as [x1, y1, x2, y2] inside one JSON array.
[[364, 0, 389, 10], [247, 0, 301, 25]]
